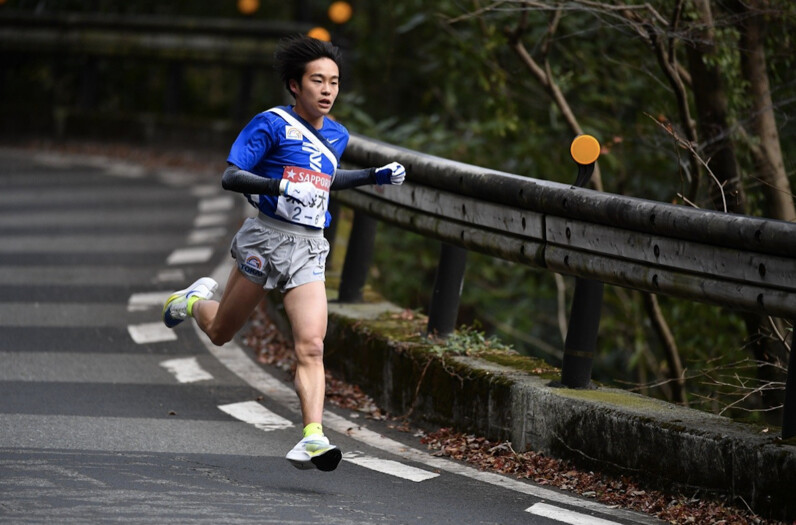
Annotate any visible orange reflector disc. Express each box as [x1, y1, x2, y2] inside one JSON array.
[[570, 135, 600, 165]]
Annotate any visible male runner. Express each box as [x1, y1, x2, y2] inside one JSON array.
[[162, 35, 405, 472]]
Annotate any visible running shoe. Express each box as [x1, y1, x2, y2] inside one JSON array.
[[285, 435, 342, 472], [162, 277, 218, 328]]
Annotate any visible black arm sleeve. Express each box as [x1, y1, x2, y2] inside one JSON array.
[[221, 164, 281, 195], [330, 168, 377, 190], [222, 164, 378, 194]]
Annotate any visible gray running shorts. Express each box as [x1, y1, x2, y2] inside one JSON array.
[[230, 213, 329, 293]]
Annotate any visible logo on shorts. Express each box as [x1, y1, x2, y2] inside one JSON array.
[[245, 255, 263, 270], [285, 126, 303, 141]]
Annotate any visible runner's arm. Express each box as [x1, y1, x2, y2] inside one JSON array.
[[330, 168, 376, 190], [221, 164, 281, 195], [222, 164, 319, 206], [222, 163, 405, 193], [332, 162, 406, 190]]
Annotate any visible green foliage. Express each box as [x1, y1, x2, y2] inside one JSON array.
[[428, 325, 516, 358]]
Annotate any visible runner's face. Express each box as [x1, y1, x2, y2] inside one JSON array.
[[291, 57, 339, 127]]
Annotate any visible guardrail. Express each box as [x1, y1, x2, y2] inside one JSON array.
[[0, 10, 308, 130], [334, 133, 796, 438], [0, 11, 307, 64]]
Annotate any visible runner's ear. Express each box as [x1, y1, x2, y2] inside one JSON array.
[[289, 78, 300, 97]]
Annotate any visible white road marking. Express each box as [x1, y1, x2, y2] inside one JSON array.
[[166, 247, 213, 265], [199, 196, 234, 213], [188, 227, 227, 244], [128, 322, 177, 344], [202, 338, 302, 414], [343, 451, 439, 482], [160, 357, 213, 383], [157, 172, 197, 187], [195, 328, 656, 524], [106, 163, 146, 179], [218, 401, 294, 432], [127, 291, 171, 312], [194, 213, 228, 227], [526, 503, 622, 525], [191, 185, 221, 198], [156, 268, 186, 283]]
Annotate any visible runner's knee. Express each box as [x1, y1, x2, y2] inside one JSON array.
[[295, 336, 324, 363], [205, 323, 235, 347]]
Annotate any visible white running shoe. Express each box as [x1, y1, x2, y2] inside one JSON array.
[[285, 435, 342, 472], [162, 277, 218, 328]]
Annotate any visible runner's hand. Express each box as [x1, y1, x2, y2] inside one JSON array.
[[281, 180, 318, 206], [374, 162, 406, 186]]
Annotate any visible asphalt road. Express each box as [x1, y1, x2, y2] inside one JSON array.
[[0, 147, 661, 525]]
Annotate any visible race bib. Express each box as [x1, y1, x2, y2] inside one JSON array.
[[275, 166, 331, 227]]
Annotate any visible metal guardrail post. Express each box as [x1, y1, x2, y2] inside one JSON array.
[[324, 199, 341, 268], [426, 243, 468, 337], [560, 135, 604, 389], [165, 62, 183, 115], [337, 209, 377, 302], [783, 325, 796, 439]]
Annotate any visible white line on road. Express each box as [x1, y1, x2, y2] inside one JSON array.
[[166, 247, 213, 265], [127, 292, 171, 311], [191, 185, 222, 198], [343, 451, 439, 482], [188, 227, 227, 244], [526, 502, 622, 525], [194, 213, 228, 227], [218, 401, 294, 432], [196, 328, 658, 524], [160, 357, 213, 383], [128, 322, 177, 344], [199, 196, 235, 213]]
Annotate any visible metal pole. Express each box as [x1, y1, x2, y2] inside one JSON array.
[[79, 56, 98, 111], [560, 135, 604, 388], [561, 278, 603, 388], [233, 66, 254, 125], [164, 62, 183, 115], [782, 322, 796, 439], [426, 242, 468, 337], [324, 199, 341, 269], [337, 210, 376, 303]]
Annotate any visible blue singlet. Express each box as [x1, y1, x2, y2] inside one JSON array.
[[227, 105, 350, 227]]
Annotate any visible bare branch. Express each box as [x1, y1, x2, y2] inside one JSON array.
[[647, 113, 727, 212]]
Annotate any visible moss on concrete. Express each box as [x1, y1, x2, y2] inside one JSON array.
[[553, 387, 669, 412], [478, 350, 559, 377]]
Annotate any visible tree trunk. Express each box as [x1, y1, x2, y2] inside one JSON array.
[[687, 0, 788, 420], [734, 1, 796, 221], [685, 0, 746, 213], [731, 1, 792, 421]]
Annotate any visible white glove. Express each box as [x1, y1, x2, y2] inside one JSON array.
[[374, 161, 406, 185], [280, 180, 318, 206]]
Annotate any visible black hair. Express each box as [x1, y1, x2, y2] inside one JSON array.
[[274, 35, 343, 99]]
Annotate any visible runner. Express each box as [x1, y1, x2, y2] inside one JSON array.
[[161, 34, 405, 472]]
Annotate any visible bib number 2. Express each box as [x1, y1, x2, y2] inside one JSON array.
[[275, 166, 331, 227]]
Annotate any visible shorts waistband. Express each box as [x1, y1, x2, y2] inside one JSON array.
[[256, 212, 324, 239]]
